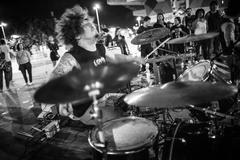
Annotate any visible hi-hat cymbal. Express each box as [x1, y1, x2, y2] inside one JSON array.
[[131, 28, 170, 45], [167, 32, 219, 44], [124, 81, 238, 109], [34, 62, 139, 104]]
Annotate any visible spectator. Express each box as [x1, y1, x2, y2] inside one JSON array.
[[205, 0, 223, 55], [16, 43, 33, 86], [183, 8, 195, 32], [113, 27, 130, 55], [47, 36, 60, 66], [0, 39, 13, 92], [153, 12, 167, 28], [192, 8, 209, 59], [170, 17, 189, 53]]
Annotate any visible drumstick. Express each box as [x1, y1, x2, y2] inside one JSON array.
[[144, 37, 171, 60]]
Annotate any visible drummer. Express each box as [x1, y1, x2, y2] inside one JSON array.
[[46, 5, 144, 122]]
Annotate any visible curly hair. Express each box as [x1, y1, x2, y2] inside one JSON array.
[[56, 5, 93, 45]]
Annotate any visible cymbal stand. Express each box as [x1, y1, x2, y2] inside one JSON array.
[[84, 82, 108, 160]]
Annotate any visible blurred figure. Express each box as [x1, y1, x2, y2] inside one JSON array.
[[0, 39, 12, 92], [47, 36, 60, 66], [113, 27, 130, 55], [16, 43, 33, 86], [205, 0, 222, 55], [192, 8, 209, 59], [220, 8, 238, 83], [102, 27, 113, 48]]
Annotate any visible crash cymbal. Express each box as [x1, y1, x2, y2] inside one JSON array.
[[167, 32, 219, 44], [124, 81, 238, 109], [131, 28, 170, 45], [146, 55, 176, 63], [34, 62, 139, 104]]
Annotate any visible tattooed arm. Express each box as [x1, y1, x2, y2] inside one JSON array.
[[49, 52, 80, 80]]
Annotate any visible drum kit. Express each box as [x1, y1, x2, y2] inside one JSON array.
[[34, 28, 240, 160]]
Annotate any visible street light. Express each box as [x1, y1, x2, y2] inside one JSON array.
[[0, 22, 7, 40], [93, 4, 101, 33], [136, 17, 141, 26]]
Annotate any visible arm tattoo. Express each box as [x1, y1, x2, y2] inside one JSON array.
[[49, 53, 80, 79]]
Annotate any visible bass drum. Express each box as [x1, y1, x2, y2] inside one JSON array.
[[161, 121, 240, 160], [178, 60, 235, 121], [89, 116, 159, 160]]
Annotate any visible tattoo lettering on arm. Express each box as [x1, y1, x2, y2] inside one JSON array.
[[50, 53, 80, 79]]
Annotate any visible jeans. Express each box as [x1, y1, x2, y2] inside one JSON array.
[[0, 62, 11, 90], [19, 62, 32, 83]]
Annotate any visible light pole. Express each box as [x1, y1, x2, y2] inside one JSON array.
[[0, 22, 7, 40], [93, 4, 101, 33], [136, 17, 141, 27]]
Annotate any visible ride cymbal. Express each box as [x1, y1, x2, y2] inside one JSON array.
[[124, 81, 237, 109], [131, 28, 170, 45], [167, 32, 219, 44]]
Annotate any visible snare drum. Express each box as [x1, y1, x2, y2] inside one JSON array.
[[89, 116, 159, 160]]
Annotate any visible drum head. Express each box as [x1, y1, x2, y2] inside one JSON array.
[[178, 60, 211, 81], [89, 116, 158, 154]]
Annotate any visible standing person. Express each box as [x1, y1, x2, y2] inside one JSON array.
[[48, 5, 144, 120], [47, 36, 60, 66], [219, 9, 238, 83], [192, 8, 209, 59], [182, 8, 195, 33], [0, 39, 12, 92], [153, 13, 168, 55], [205, 0, 222, 56], [170, 17, 189, 53], [16, 43, 33, 86], [137, 16, 153, 58], [113, 27, 130, 55]]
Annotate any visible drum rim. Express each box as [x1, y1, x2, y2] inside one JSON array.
[[178, 60, 211, 81], [88, 116, 158, 155]]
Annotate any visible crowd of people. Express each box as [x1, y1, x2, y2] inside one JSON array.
[[135, 0, 239, 61]]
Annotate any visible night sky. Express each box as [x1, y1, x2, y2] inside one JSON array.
[[0, 0, 136, 33]]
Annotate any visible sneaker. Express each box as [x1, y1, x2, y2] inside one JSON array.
[[28, 82, 32, 86]]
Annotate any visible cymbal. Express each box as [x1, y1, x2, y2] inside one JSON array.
[[167, 32, 219, 44], [124, 81, 238, 109], [146, 55, 176, 63], [131, 28, 170, 45], [34, 62, 139, 104]]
